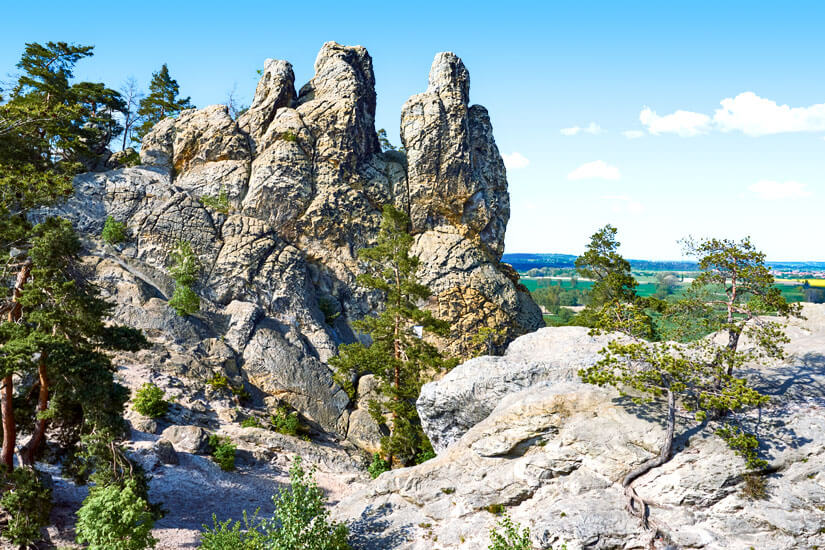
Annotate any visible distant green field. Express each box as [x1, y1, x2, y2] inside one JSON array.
[[522, 277, 806, 303]]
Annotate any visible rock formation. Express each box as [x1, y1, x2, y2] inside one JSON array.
[[43, 42, 542, 447], [334, 304, 825, 550]]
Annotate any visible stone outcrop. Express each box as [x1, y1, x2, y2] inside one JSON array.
[[333, 305, 825, 549], [46, 42, 541, 447], [417, 327, 625, 453]]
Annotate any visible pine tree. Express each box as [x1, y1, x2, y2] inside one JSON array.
[[580, 236, 799, 523], [0, 42, 148, 546], [330, 206, 455, 465], [134, 64, 192, 142]]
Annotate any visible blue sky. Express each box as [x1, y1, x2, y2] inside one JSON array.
[[2, 1, 823, 260]]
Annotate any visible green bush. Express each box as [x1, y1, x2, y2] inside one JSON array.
[[209, 435, 236, 472], [200, 511, 267, 550], [270, 406, 299, 436], [207, 373, 230, 391], [198, 458, 350, 549], [367, 453, 390, 479], [241, 417, 262, 429], [102, 216, 127, 244], [75, 480, 157, 550], [488, 514, 532, 550], [267, 457, 351, 549], [168, 241, 200, 316], [200, 188, 230, 215], [0, 466, 52, 547], [133, 383, 169, 418]]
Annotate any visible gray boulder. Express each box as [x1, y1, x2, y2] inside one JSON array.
[[160, 425, 211, 454]]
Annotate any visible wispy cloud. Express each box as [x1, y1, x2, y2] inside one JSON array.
[[640, 107, 711, 137], [560, 122, 604, 136], [748, 180, 813, 200], [502, 152, 530, 170], [568, 160, 621, 181], [600, 195, 644, 214], [640, 92, 825, 137], [622, 130, 645, 139]]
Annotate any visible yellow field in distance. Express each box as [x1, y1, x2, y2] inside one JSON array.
[[794, 279, 825, 287]]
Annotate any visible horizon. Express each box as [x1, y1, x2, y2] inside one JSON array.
[[2, 1, 823, 261]]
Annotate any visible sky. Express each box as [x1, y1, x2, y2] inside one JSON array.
[[2, 1, 823, 261]]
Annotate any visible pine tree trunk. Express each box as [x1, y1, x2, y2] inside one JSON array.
[[621, 389, 676, 524], [1, 261, 32, 469], [20, 357, 48, 466], [1, 376, 14, 469]]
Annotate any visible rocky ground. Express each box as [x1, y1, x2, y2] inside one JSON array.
[[35, 305, 825, 549], [334, 305, 825, 550]]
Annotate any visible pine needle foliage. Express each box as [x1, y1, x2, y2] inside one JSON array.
[[329, 205, 456, 466]]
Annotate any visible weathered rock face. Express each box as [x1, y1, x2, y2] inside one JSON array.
[[50, 41, 541, 447], [418, 327, 625, 453], [334, 305, 825, 550]]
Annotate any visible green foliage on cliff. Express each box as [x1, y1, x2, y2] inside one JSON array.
[[168, 241, 201, 316], [329, 205, 456, 466], [75, 479, 157, 550]]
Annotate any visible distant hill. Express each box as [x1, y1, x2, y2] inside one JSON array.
[[502, 253, 825, 274]]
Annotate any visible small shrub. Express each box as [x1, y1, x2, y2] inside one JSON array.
[[133, 383, 169, 418], [102, 216, 127, 244], [368, 453, 391, 479], [280, 130, 298, 142], [207, 373, 230, 391], [0, 466, 52, 547], [415, 449, 436, 464], [742, 473, 768, 500], [241, 417, 262, 429], [209, 435, 236, 472], [268, 457, 351, 549], [441, 487, 455, 494], [486, 503, 505, 515], [200, 511, 267, 550], [488, 513, 532, 550], [231, 384, 251, 402], [200, 188, 230, 215], [75, 480, 157, 550], [318, 296, 340, 325], [168, 241, 200, 316], [270, 405, 299, 436]]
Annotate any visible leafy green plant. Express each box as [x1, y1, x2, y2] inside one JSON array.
[[75, 480, 157, 550], [102, 216, 127, 244], [267, 457, 351, 549], [241, 417, 262, 429], [207, 373, 230, 391], [280, 130, 298, 142], [270, 405, 299, 436], [133, 383, 169, 418], [200, 510, 267, 550], [232, 384, 252, 402], [168, 241, 200, 316], [197, 458, 350, 549], [0, 466, 52, 547], [488, 514, 532, 550], [318, 296, 340, 325], [200, 188, 230, 214], [367, 453, 391, 479], [209, 435, 236, 472]]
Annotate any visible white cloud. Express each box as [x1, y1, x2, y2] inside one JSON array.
[[622, 130, 645, 139], [560, 122, 604, 136], [640, 107, 711, 137], [714, 92, 825, 136], [568, 160, 621, 181], [502, 152, 530, 170], [600, 195, 644, 214], [748, 180, 813, 200]]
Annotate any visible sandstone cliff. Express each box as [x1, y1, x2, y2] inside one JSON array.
[[43, 42, 542, 447]]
